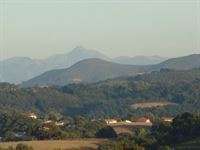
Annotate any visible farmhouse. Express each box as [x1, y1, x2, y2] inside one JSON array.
[[136, 117, 151, 123], [55, 121, 65, 126], [41, 120, 54, 131], [162, 117, 174, 122], [105, 119, 118, 124], [72, 78, 82, 83], [27, 112, 37, 119], [125, 120, 132, 123], [44, 120, 53, 124], [42, 120, 65, 130]]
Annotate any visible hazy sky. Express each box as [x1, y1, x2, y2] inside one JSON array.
[[0, 0, 199, 60]]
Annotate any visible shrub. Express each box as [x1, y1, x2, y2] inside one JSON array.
[[96, 126, 117, 138]]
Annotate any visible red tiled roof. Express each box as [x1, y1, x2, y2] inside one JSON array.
[[136, 117, 150, 122]]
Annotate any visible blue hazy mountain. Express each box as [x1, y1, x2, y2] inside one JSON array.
[[0, 46, 109, 83], [1, 46, 199, 85]]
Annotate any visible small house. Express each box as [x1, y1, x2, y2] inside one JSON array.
[[44, 120, 53, 124], [136, 117, 151, 123], [162, 117, 173, 123], [125, 120, 132, 123], [27, 112, 37, 119], [55, 121, 65, 126], [105, 119, 117, 124]]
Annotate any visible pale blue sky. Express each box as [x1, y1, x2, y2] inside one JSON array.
[[0, 0, 199, 60]]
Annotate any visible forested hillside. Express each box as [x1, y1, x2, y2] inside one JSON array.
[[0, 68, 200, 118]]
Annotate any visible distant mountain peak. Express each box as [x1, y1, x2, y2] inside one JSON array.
[[67, 46, 110, 61], [73, 45, 86, 50], [70, 46, 102, 54], [71, 46, 87, 52]]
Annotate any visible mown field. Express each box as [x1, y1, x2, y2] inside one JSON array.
[[0, 139, 108, 150], [110, 122, 152, 135], [131, 101, 177, 109]]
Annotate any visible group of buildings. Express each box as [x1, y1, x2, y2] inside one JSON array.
[[105, 116, 173, 125], [26, 112, 173, 130], [26, 112, 65, 131]]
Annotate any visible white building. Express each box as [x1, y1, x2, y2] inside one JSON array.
[[136, 117, 151, 123], [105, 119, 117, 124], [55, 121, 65, 126], [162, 117, 173, 122], [27, 113, 37, 119], [125, 120, 132, 123]]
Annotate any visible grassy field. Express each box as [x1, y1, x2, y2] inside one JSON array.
[[111, 122, 152, 135], [0, 139, 107, 150]]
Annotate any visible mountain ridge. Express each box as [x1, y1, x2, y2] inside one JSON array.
[[0, 47, 168, 84], [0, 47, 109, 83], [22, 54, 200, 87], [21, 58, 146, 87]]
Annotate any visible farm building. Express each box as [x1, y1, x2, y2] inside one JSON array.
[[26, 112, 37, 119], [136, 117, 151, 123], [125, 120, 132, 123], [105, 119, 118, 124], [162, 117, 174, 122]]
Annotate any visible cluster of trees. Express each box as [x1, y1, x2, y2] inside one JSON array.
[[0, 68, 200, 118], [0, 109, 116, 142], [152, 112, 200, 145], [98, 112, 200, 150]]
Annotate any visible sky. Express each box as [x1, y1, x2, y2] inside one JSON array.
[[0, 0, 200, 60]]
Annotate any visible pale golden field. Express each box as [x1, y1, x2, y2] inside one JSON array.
[[0, 139, 108, 150], [111, 122, 152, 135], [131, 101, 177, 109]]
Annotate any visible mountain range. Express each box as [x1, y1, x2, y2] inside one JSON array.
[[0, 46, 167, 84], [22, 54, 200, 87]]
